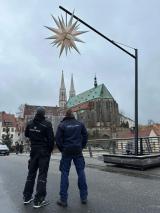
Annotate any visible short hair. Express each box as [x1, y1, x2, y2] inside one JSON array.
[[65, 109, 74, 117]]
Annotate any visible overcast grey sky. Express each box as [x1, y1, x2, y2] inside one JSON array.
[[0, 0, 159, 124]]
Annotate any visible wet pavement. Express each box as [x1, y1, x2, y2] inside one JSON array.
[[1, 154, 160, 213]]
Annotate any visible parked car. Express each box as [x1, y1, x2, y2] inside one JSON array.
[[0, 144, 9, 156]]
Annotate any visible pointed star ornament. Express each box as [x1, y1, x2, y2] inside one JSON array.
[[45, 11, 88, 57]]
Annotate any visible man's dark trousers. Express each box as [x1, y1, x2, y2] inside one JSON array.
[[23, 149, 51, 200], [59, 155, 88, 202]]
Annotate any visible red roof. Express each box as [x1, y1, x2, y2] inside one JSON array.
[[152, 124, 160, 136], [1, 112, 17, 127], [117, 129, 134, 138], [117, 124, 160, 138]]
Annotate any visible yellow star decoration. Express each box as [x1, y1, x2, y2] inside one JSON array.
[[45, 11, 88, 57]]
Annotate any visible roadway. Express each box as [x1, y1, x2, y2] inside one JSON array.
[[0, 154, 160, 213]]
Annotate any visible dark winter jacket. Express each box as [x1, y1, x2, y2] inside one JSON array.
[[25, 114, 54, 153], [56, 116, 88, 156]]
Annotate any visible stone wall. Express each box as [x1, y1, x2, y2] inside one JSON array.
[[70, 98, 120, 139], [75, 99, 120, 129]]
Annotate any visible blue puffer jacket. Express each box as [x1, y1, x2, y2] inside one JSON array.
[[56, 116, 88, 156]]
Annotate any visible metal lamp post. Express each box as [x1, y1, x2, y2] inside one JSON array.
[[59, 6, 139, 155]]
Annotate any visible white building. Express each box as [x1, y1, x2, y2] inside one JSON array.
[[0, 112, 19, 146]]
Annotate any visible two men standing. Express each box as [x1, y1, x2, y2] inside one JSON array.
[[23, 107, 88, 208]]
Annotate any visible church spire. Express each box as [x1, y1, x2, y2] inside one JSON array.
[[60, 70, 65, 89], [69, 74, 76, 98], [59, 70, 67, 108]]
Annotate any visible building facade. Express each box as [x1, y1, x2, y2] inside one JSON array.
[[16, 72, 133, 142], [22, 105, 63, 131], [19, 73, 122, 139], [67, 83, 120, 138], [0, 111, 19, 146]]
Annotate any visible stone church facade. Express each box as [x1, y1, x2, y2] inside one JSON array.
[[18, 71, 123, 140], [66, 77, 120, 138]]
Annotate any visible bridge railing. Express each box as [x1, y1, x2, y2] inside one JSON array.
[[86, 137, 160, 157]]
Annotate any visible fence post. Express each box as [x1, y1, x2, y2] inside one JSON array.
[[88, 144, 93, 158], [140, 138, 143, 155]]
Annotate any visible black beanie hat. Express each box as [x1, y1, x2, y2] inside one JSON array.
[[36, 107, 45, 117]]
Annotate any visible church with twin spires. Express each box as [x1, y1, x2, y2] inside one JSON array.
[[21, 71, 120, 138], [59, 71, 120, 138]]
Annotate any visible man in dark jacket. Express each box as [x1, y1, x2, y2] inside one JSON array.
[[56, 109, 88, 207], [23, 107, 54, 208]]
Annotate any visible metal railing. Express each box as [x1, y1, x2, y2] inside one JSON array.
[[12, 137, 160, 157], [87, 137, 160, 157]]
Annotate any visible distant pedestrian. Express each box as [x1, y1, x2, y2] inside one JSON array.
[[56, 109, 88, 207], [23, 107, 54, 208], [15, 142, 20, 154], [19, 141, 23, 154]]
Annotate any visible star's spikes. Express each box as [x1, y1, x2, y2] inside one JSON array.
[[72, 30, 88, 36], [65, 45, 68, 56], [68, 46, 72, 52], [61, 15, 65, 27], [45, 9, 87, 57], [51, 15, 60, 28], [46, 35, 57, 39], [73, 37, 84, 43], [59, 16, 66, 32], [70, 39, 80, 54], [68, 9, 75, 27], [59, 42, 65, 57], [44, 26, 61, 34], [75, 24, 80, 30], [67, 20, 78, 34], [56, 42, 61, 48]]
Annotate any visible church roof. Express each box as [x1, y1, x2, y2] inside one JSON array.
[[67, 84, 113, 108]]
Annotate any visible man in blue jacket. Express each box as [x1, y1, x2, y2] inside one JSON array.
[[56, 109, 88, 207]]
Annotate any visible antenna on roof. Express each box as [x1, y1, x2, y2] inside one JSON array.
[[94, 74, 98, 88]]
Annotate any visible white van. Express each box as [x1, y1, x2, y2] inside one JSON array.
[[0, 144, 9, 155]]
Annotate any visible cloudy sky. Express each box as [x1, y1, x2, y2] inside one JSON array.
[[0, 0, 159, 124]]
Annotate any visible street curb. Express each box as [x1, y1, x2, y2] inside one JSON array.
[[10, 153, 160, 179], [10, 153, 106, 170]]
